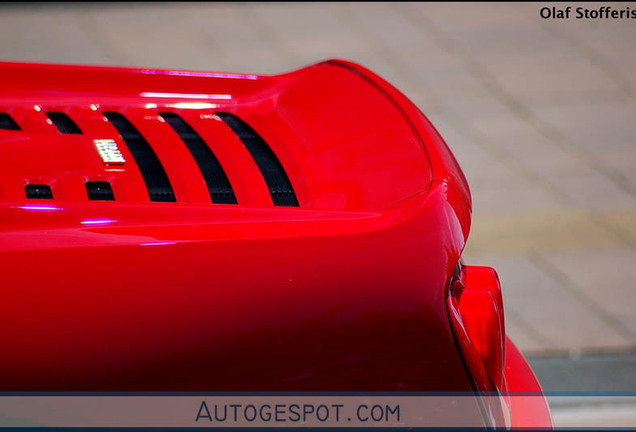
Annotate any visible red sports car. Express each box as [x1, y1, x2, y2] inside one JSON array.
[[0, 59, 551, 428]]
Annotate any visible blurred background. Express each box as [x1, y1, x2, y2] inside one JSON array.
[[1, 1, 635, 423]]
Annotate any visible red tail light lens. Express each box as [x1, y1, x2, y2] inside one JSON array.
[[448, 265, 505, 391]]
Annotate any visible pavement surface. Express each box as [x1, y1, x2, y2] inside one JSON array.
[[529, 353, 636, 392], [1, 1, 635, 392], [547, 394, 636, 428]]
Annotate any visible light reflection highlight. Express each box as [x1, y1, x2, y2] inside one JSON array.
[[139, 70, 258, 80], [140, 241, 176, 247], [81, 219, 116, 225], [19, 205, 61, 211], [140, 92, 232, 100], [166, 103, 218, 110]]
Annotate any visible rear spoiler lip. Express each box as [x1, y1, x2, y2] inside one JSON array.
[[324, 58, 472, 213], [324, 59, 471, 247]]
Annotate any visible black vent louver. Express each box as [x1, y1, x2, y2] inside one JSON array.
[[217, 113, 298, 207], [85, 181, 115, 201], [160, 112, 237, 204], [46, 112, 82, 134], [25, 184, 53, 199], [103, 112, 176, 202], [0, 113, 20, 130]]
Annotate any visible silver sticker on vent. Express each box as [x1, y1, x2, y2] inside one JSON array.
[[94, 139, 126, 164]]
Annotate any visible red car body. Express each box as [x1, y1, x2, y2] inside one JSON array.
[[0, 59, 551, 428]]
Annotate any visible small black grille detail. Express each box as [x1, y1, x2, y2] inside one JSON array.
[[46, 112, 82, 134], [103, 112, 176, 203], [0, 113, 20, 130], [86, 181, 115, 201], [160, 112, 237, 204], [217, 113, 298, 207], [25, 184, 53, 199]]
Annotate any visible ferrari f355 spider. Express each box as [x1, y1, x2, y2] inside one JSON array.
[[0, 59, 551, 428]]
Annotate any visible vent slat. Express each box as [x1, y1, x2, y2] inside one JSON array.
[[103, 112, 176, 203], [46, 112, 82, 134], [25, 184, 53, 199], [217, 113, 298, 207], [160, 112, 237, 204], [86, 181, 115, 201], [0, 113, 20, 131]]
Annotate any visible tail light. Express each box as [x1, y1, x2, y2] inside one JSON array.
[[447, 265, 506, 392]]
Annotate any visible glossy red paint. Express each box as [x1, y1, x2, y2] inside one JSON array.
[[0, 59, 549, 427], [503, 339, 554, 429], [448, 265, 506, 392], [448, 266, 552, 428]]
